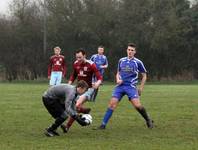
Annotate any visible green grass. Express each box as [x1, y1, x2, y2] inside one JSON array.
[[0, 83, 197, 150]]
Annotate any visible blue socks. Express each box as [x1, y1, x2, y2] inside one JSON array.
[[102, 108, 114, 126]]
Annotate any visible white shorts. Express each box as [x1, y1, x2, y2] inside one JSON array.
[[49, 71, 62, 86], [76, 88, 98, 102]]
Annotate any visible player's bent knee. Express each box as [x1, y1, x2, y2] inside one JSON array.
[[108, 101, 118, 110], [130, 99, 142, 107], [109, 105, 116, 110]]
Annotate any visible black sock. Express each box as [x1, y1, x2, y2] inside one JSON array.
[[136, 107, 150, 122], [91, 88, 99, 101], [49, 117, 66, 131]]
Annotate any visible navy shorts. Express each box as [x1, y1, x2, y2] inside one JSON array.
[[112, 84, 139, 101]]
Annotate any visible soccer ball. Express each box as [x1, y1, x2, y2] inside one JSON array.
[[82, 114, 92, 125]]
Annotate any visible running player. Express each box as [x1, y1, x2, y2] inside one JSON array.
[[61, 48, 103, 133]]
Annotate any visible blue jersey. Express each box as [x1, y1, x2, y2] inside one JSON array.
[[90, 54, 108, 75], [118, 57, 147, 87]]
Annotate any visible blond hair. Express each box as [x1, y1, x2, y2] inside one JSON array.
[[54, 46, 61, 51]]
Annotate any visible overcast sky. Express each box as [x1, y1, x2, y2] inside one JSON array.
[[0, 0, 12, 14], [0, 0, 196, 14]]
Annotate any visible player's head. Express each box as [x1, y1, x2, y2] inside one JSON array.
[[75, 48, 86, 63], [127, 43, 136, 58], [98, 46, 104, 55], [54, 46, 61, 55], [76, 80, 89, 94]]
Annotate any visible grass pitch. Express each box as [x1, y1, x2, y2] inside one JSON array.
[[0, 82, 197, 150]]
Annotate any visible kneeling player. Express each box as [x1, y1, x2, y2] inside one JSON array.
[[42, 80, 89, 137]]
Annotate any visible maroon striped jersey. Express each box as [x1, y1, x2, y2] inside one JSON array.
[[69, 59, 102, 87], [48, 55, 66, 77]]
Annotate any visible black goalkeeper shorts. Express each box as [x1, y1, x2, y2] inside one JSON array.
[[42, 96, 65, 119]]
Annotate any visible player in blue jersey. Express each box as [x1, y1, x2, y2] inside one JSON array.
[[98, 43, 154, 129], [90, 45, 108, 100], [90, 46, 108, 78]]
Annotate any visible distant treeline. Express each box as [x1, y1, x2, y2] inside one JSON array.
[[0, 0, 197, 81]]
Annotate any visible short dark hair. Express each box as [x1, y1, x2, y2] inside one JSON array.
[[98, 45, 104, 49], [128, 43, 136, 48], [76, 48, 86, 55], [76, 80, 89, 90]]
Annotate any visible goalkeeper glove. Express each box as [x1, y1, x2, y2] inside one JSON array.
[[72, 114, 87, 126]]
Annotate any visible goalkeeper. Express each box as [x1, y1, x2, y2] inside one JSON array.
[[42, 80, 89, 137]]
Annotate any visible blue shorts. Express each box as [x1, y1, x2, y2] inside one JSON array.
[[49, 71, 62, 86], [112, 84, 139, 101]]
